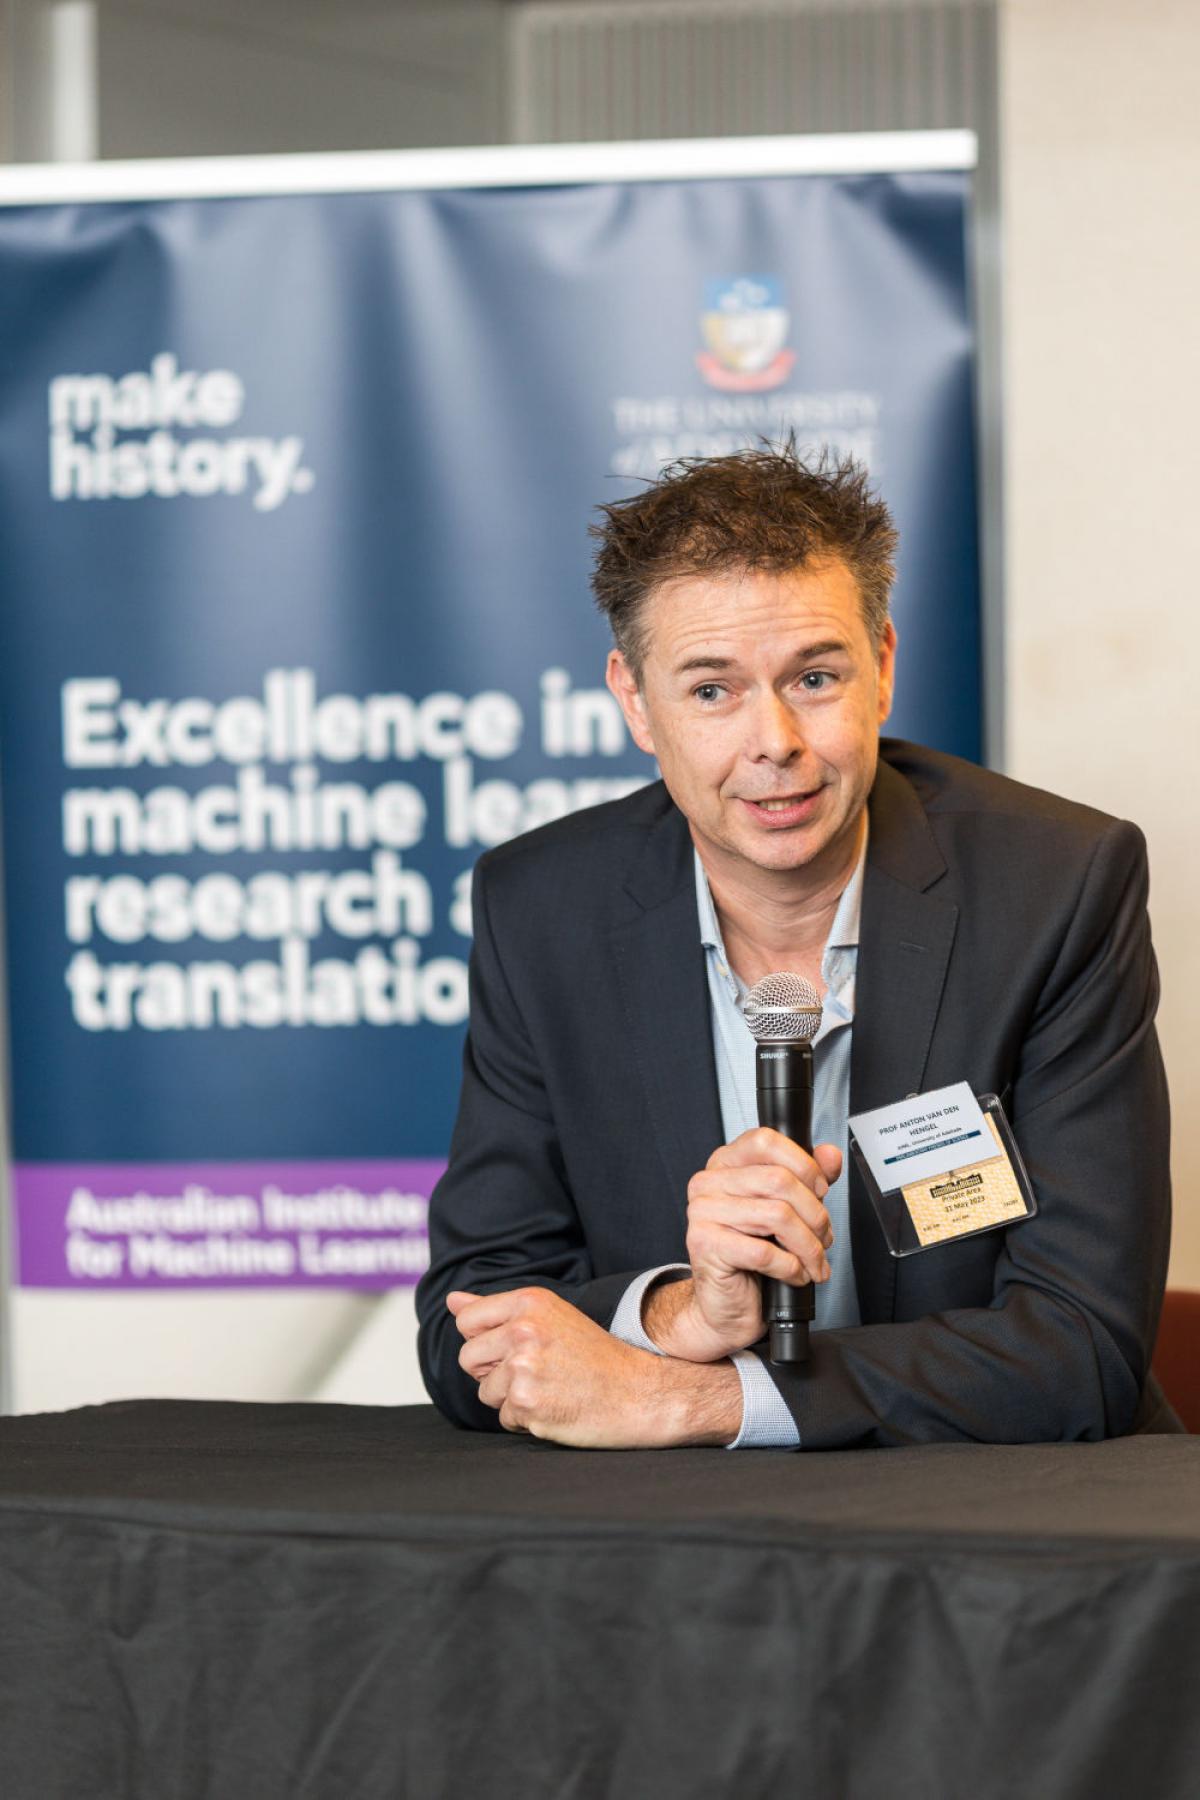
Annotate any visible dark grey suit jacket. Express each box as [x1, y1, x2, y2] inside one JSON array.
[[416, 740, 1175, 1446]]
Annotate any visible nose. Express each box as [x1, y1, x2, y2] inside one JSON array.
[[747, 688, 805, 764]]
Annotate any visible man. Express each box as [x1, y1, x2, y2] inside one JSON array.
[[415, 446, 1175, 1448]]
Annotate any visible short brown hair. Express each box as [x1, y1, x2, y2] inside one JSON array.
[[590, 443, 897, 677]]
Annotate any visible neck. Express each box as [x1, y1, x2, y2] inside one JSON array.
[[697, 813, 865, 993]]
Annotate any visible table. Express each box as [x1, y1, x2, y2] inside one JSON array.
[[0, 1402, 1197, 1799]]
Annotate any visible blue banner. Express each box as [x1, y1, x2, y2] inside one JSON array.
[[0, 162, 979, 1288]]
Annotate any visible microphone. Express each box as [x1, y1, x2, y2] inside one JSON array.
[[742, 972, 822, 1365]]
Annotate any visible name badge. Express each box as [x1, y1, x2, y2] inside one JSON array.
[[848, 1084, 1036, 1256], [850, 1081, 992, 1190]]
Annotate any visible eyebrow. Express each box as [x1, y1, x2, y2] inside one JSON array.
[[672, 640, 852, 676]]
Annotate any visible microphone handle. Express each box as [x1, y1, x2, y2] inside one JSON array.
[[756, 1041, 815, 1365]]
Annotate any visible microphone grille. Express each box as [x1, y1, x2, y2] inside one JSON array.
[[742, 971, 822, 1044]]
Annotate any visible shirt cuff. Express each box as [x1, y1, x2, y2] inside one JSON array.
[[610, 1269, 798, 1449], [608, 1264, 690, 1354], [728, 1352, 801, 1449]]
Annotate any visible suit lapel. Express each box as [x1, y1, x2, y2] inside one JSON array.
[[610, 804, 723, 1234], [606, 765, 960, 1312], [850, 759, 959, 1323]]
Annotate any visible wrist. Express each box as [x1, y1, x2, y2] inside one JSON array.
[[643, 1275, 729, 1362], [650, 1356, 743, 1447]]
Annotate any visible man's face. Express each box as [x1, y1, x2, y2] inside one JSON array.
[[606, 560, 896, 887]]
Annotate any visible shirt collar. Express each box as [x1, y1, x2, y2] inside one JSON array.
[[827, 832, 865, 953], [693, 826, 867, 970]]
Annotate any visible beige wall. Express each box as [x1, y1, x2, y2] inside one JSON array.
[[1000, 0, 1200, 1285], [8, 1284, 427, 1412]]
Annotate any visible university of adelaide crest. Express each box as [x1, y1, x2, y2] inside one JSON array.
[[696, 277, 796, 392]]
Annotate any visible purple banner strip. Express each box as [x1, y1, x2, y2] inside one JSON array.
[[12, 1159, 444, 1290]]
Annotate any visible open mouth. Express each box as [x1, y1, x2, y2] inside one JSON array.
[[739, 791, 822, 827]]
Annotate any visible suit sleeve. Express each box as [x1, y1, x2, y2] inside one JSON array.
[[415, 857, 661, 1431], [762, 819, 1173, 1447]]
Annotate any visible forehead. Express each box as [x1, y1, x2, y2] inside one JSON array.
[[641, 560, 868, 665]]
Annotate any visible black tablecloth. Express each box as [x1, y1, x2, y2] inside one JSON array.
[[0, 1401, 1198, 1799]]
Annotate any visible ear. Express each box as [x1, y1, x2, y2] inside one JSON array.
[[606, 649, 657, 756], [875, 620, 898, 727]]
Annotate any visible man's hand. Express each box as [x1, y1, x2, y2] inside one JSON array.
[[644, 1127, 842, 1363], [447, 1286, 743, 1448]]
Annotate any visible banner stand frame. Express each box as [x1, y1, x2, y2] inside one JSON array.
[[0, 129, 985, 1407]]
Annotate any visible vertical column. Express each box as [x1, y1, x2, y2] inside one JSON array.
[[7, 0, 99, 162]]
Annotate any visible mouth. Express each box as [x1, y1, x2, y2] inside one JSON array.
[[738, 791, 823, 828]]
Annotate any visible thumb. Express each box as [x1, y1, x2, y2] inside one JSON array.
[[813, 1142, 844, 1186], [445, 1290, 474, 1315]]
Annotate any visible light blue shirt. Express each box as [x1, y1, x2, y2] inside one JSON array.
[[609, 839, 864, 1447]]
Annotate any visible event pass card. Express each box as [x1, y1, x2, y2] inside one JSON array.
[[849, 1084, 1035, 1255]]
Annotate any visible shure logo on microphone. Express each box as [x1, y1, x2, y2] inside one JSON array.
[[48, 353, 315, 512], [760, 1049, 790, 1060]]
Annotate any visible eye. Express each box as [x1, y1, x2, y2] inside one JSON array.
[[799, 669, 835, 692], [693, 682, 726, 704]]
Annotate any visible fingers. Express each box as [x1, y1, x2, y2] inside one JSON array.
[[449, 1288, 558, 1393], [446, 1288, 528, 1339], [690, 1164, 832, 1244], [708, 1127, 835, 1190], [688, 1198, 829, 1286], [692, 1155, 832, 1236], [478, 1363, 533, 1434], [691, 1185, 832, 1265], [473, 1331, 540, 1436], [703, 1223, 817, 1288], [458, 1317, 538, 1380], [687, 1132, 842, 1288], [703, 1130, 842, 1234], [477, 1362, 511, 1413]]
